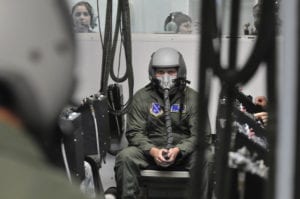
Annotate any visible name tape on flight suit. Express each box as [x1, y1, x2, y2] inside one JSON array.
[[150, 103, 186, 117]]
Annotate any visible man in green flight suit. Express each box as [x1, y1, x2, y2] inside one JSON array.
[[0, 1, 100, 199], [115, 47, 212, 198]]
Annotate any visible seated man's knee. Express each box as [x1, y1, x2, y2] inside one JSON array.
[[115, 146, 143, 166]]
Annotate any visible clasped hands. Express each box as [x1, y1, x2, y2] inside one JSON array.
[[149, 147, 180, 167]]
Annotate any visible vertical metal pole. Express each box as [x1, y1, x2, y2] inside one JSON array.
[[295, 1, 300, 198], [190, 0, 215, 198], [275, 0, 298, 198]]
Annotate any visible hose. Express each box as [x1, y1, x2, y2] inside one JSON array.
[[163, 89, 173, 149], [98, 0, 134, 116]]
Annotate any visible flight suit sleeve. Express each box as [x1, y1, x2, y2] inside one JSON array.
[[126, 93, 155, 152]]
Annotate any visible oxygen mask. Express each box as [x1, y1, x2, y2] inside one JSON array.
[[157, 73, 177, 90]]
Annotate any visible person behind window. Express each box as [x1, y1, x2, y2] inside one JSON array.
[[114, 47, 213, 198], [71, 1, 96, 33], [164, 12, 193, 34]]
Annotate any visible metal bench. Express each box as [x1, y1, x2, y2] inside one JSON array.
[[139, 169, 190, 199]]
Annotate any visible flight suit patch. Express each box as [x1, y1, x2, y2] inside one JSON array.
[[170, 104, 186, 113], [150, 103, 163, 117]]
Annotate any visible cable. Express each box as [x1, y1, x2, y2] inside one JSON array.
[[96, 0, 104, 49], [98, 0, 134, 116], [117, 32, 123, 78], [61, 140, 73, 184], [108, 87, 122, 138], [100, 0, 113, 94], [89, 103, 101, 162]]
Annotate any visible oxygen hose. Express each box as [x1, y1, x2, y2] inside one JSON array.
[[158, 74, 175, 163], [164, 89, 173, 150], [160, 88, 174, 167]]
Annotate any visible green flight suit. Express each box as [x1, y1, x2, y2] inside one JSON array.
[[115, 86, 212, 198], [0, 121, 91, 199]]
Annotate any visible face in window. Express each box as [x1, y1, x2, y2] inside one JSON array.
[[155, 68, 178, 78], [178, 21, 192, 34], [72, 5, 91, 33]]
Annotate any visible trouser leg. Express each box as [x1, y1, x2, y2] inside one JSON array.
[[114, 146, 149, 199]]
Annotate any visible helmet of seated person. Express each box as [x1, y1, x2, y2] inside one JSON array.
[[0, 0, 76, 134], [164, 12, 192, 34], [148, 47, 187, 94]]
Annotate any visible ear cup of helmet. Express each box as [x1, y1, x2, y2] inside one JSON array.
[[164, 13, 178, 33], [88, 5, 98, 29], [86, 2, 97, 29], [90, 15, 97, 29]]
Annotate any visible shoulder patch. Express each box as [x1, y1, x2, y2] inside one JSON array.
[[150, 103, 164, 117], [170, 104, 186, 113]]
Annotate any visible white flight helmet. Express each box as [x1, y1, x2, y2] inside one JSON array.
[[0, 0, 76, 130], [149, 47, 187, 80], [148, 47, 187, 93]]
